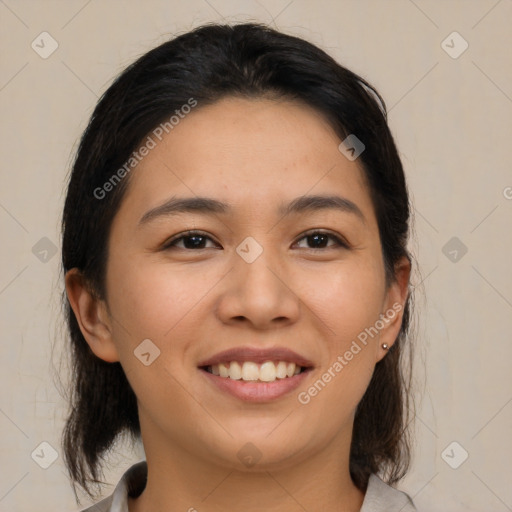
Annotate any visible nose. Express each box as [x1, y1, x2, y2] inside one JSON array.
[[215, 244, 301, 330]]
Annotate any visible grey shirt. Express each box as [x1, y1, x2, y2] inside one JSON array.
[[78, 461, 417, 512]]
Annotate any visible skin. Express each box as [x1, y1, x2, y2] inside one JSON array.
[[66, 96, 410, 512]]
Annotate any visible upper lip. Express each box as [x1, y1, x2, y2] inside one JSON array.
[[197, 347, 314, 368]]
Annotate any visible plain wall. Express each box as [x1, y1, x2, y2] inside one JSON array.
[[0, 1, 511, 511]]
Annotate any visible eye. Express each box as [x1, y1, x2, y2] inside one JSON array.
[[162, 229, 349, 251], [162, 230, 219, 250], [294, 230, 349, 250]]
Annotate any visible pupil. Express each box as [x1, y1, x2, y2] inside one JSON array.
[[185, 235, 205, 249], [309, 234, 327, 248]]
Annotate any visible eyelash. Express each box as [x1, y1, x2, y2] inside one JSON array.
[[162, 229, 349, 251]]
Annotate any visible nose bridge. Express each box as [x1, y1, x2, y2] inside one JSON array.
[[235, 234, 286, 298], [217, 233, 300, 327]]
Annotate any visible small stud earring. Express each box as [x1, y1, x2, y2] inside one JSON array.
[[382, 343, 389, 350]]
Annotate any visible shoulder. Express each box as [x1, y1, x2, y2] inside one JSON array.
[[78, 494, 113, 512], [360, 473, 417, 512], [74, 460, 147, 512]]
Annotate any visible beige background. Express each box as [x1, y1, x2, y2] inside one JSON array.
[[1, 1, 511, 511]]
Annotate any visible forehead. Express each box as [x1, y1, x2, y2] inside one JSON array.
[[116, 96, 374, 224]]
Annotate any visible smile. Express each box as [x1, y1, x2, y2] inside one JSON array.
[[199, 363, 313, 402], [202, 361, 307, 382]]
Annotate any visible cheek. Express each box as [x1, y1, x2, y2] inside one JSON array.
[[296, 260, 383, 433], [105, 260, 209, 414], [303, 256, 386, 347], [106, 257, 212, 350]]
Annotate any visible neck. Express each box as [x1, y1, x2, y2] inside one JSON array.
[[128, 416, 365, 512]]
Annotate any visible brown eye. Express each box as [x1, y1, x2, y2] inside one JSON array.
[[163, 231, 218, 250], [162, 229, 349, 251], [294, 230, 349, 250]]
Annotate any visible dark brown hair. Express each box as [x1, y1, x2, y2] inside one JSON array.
[[59, 21, 415, 503]]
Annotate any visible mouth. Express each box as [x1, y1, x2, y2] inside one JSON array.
[[199, 361, 312, 383], [197, 347, 315, 402]]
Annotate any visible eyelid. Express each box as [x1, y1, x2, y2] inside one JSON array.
[[294, 229, 350, 249], [162, 228, 351, 251], [162, 230, 219, 249]]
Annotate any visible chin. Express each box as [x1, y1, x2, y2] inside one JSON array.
[[197, 427, 315, 471]]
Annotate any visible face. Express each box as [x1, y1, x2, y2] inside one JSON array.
[[70, 96, 408, 472]]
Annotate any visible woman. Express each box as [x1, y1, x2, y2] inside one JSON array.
[[61, 22, 417, 512]]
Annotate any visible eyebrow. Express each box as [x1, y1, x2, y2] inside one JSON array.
[[138, 194, 365, 226]]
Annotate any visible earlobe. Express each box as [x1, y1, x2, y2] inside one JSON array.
[[65, 268, 120, 363], [377, 256, 411, 360]]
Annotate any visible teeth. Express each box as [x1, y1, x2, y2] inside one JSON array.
[[219, 363, 229, 378], [242, 362, 260, 381], [259, 361, 276, 382], [230, 361, 242, 380], [276, 361, 288, 379], [208, 361, 304, 382]]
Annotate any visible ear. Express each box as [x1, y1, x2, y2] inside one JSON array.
[[376, 256, 411, 362], [65, 268, 120, 363]]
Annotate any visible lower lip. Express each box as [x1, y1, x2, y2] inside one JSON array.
[[199, 368, 312, 402]]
